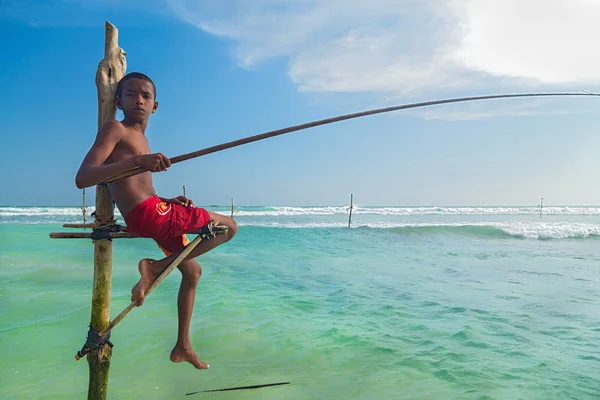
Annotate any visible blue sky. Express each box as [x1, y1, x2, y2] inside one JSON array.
[[2, 0, 600, 206]]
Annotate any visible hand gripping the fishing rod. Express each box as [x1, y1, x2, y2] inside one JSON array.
[[135, 153, 171, 172]]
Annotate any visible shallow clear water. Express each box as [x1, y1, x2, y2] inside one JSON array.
[[1, 206, 599, 399]]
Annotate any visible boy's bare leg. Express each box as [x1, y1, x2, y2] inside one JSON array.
[[131, 212, 237, 306], [169, 259, 209, 369], [129, 212, 237, 370]]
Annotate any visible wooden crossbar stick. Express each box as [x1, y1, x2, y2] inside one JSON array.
[[63, 223, 95, 229], [61, 223, 128, 231], [51, 232, 137, 239]]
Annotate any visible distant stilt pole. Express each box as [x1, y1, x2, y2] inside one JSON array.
[[183, 185, 186, 197], [348, 193, 353, 228], [539, 197, 544, 219], [231, 197, 235, 218], [82, 188, 87, 229]]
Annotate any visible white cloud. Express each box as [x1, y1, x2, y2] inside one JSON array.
[[166, 0, 600, 96], [287, 29, 462, 94], [166, 0, 463, 94], [455, 0, 600, 85]]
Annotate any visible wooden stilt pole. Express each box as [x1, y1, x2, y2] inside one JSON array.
[[231, 197, 235, 218], [183, 185, 186, 197], [86, 21, 126, 400], [348, 194, 353, 228]]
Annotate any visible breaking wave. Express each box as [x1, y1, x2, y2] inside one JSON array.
[[236, 206, 600, 216], [2, 205, 600, 219], [2, 206, 600, 240], [233, 221, 600, 240], [382, 223, 600, 240]]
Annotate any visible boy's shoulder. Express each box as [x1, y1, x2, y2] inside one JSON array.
[[100, 119, 126, 132], [88, 120, 129, 155], [96, 119, 128, 140]]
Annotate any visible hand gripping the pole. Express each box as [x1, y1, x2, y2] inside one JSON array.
[[74, 221, 228, 360]]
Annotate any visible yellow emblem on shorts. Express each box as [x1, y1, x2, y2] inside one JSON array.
[[156, 201, 171, 216]]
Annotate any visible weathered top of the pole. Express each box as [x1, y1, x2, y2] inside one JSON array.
[[104, 21, 119, 59], [96, 21, 126, 129]]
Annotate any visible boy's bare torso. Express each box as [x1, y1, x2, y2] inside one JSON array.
[[107, 123, 157, 216]]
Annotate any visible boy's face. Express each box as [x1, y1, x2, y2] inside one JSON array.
[[117, 78, 158, 120]]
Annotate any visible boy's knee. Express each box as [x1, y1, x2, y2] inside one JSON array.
[[206, 212, 237, 240], [227, 220, 238, 239], [189, 267, 201, 286], [217, 218, 237, 240], [181, 259, 201, 285]]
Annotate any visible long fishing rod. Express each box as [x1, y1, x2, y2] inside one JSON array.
[[102, 91, 599, 185]]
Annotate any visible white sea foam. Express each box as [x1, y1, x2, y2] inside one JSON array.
[[236, 206, 600, 216], [0, 206, 106, 217], [492, 221, 600, 240], [2, 205, 598, 239], [2, 206, 600, 240], [232, 220, 600, 240], [3, 205, 600, 219], [235, 206, 348, 216]]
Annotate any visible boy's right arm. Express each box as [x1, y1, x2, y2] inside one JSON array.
[[75, 120, 134, 189], [75, 121, 172, 189]]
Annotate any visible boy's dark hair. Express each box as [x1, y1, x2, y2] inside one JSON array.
[[116, 72, 157, 99]]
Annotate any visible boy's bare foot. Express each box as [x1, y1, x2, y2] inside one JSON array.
[[131, 258, 163, 306], [170, 345, 210, 369]]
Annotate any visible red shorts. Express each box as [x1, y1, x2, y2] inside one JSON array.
[[124, 195, 211, 256]]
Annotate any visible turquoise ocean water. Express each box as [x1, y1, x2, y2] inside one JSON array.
[[1, 204, 600, 399]]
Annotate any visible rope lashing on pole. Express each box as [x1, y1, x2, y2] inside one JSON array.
[[88, 209, 125, 241], [75, 221, 228, 360], [99, 91, 600, 186]]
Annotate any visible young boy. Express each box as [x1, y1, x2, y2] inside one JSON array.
[[75, 72, 237, 370]]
